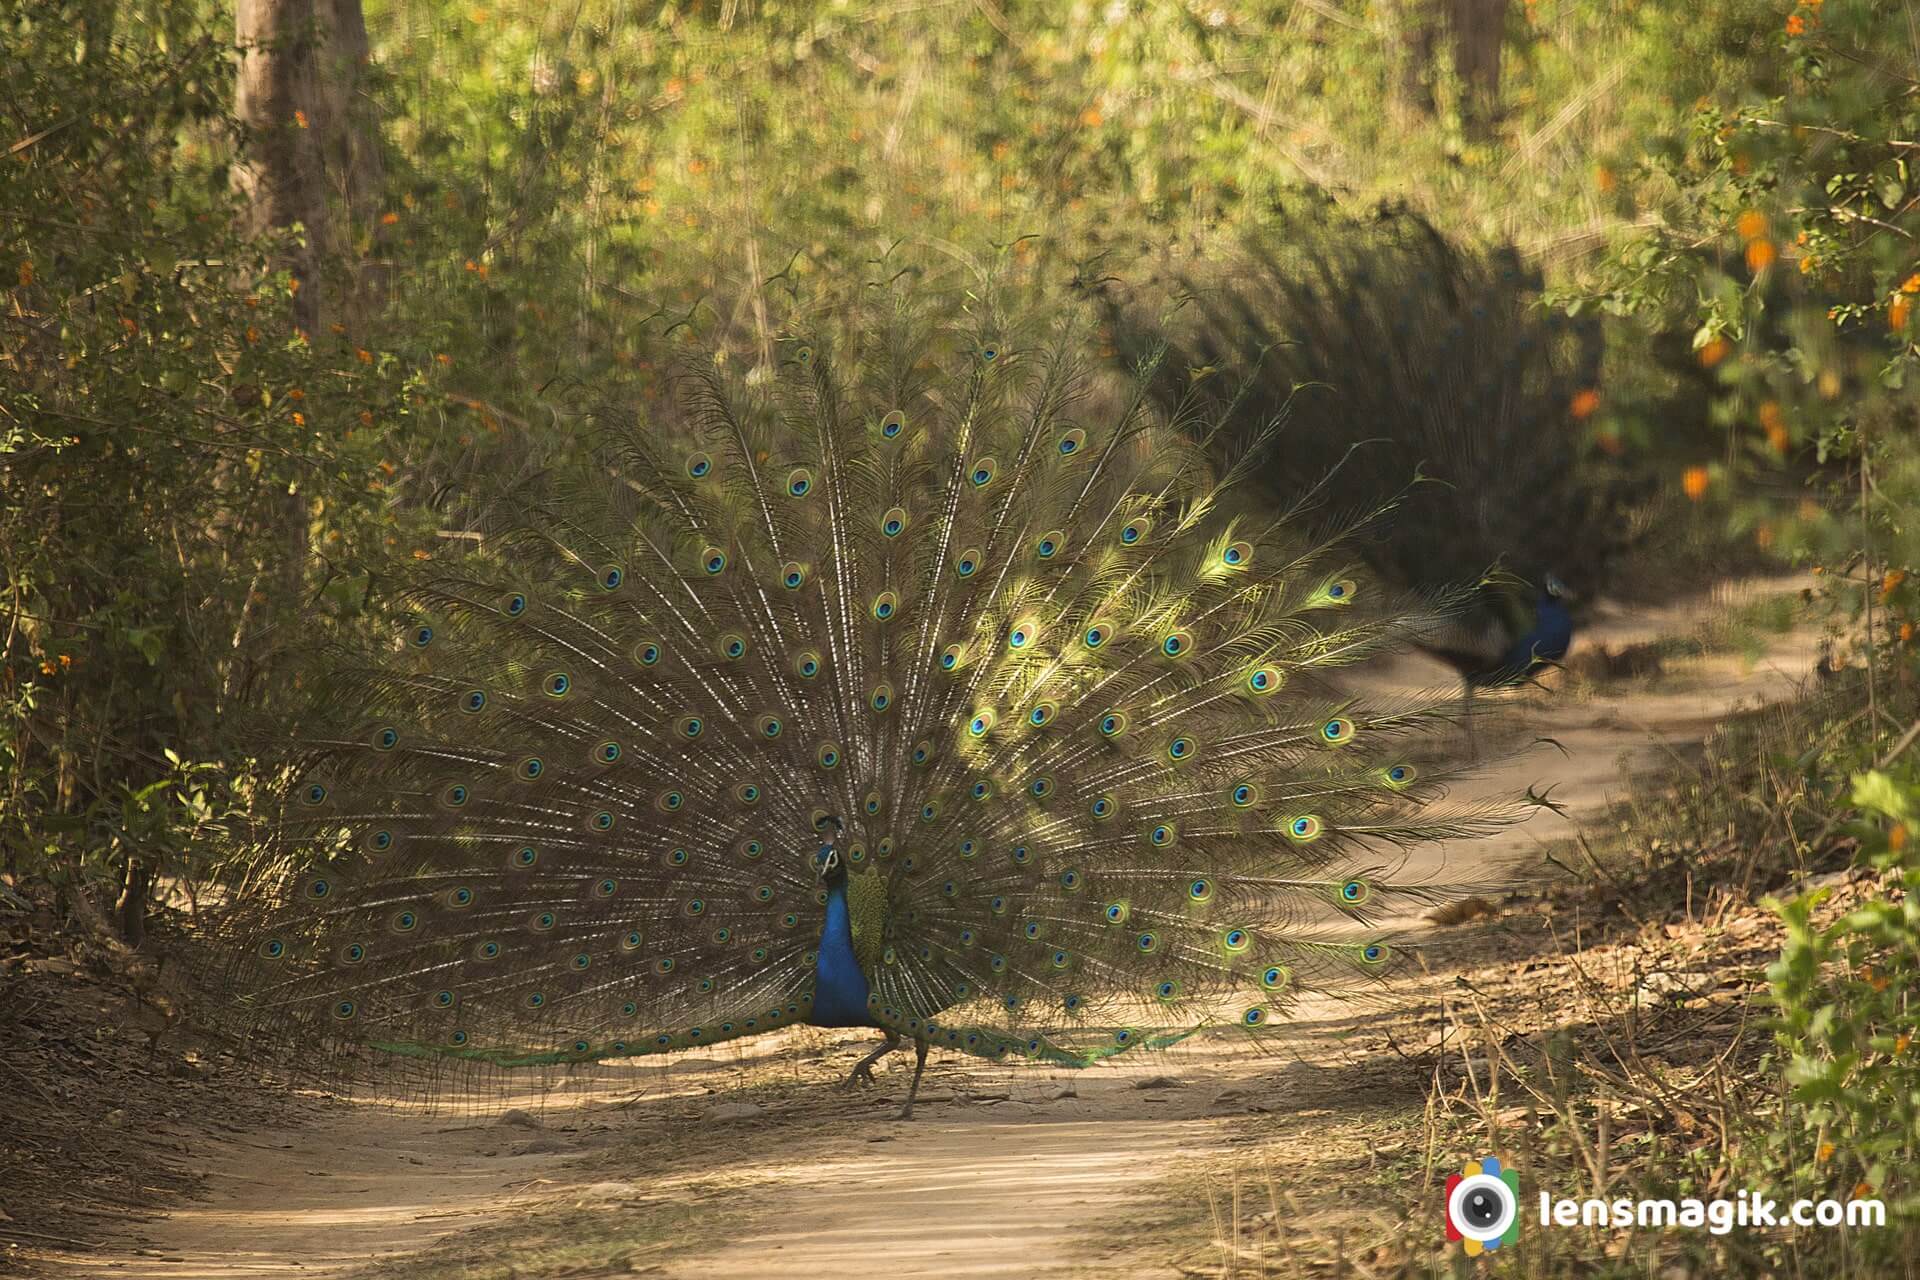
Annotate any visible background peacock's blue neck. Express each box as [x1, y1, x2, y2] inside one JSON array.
[[809, 880, 876, 1028]]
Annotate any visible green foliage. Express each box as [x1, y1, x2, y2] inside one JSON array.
[[1576, 0, 1919, 637], [0, 1, 430, 908], [1764, 765, 1920, 1239]]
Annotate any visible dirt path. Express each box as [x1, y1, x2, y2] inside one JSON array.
[[58, 580, 1821, 1280]]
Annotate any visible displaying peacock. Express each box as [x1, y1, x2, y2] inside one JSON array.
[[1100, 210, 1619, 738], [216, 279, 1521, 1119]]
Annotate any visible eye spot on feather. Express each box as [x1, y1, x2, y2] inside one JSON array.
[[988, 953, 1008, 973], [372, 726, 399, 751], [544, 671, 572, 698], [1028, 701, 1057, 727], [869, 684, 894, 713], [1155, 979, 1182, 1001], [595, 740, 623, 765], [1098, 711, 1128, 738], [677, 716, 704, 740], [701, 546, 728, 575], [734, 840, 759, 860], [635, 640, 663, 667], [967, 709, 995, 737], [815, 742, 842, 769], [1323, 579, 1356, 603], [1152, 823, 1178, 848], [364, 828, 395, 855], [954, 547, 982, 578], [686, 452, 713, 479], [911, 740, 934, 767], [786, 467, 814, 498], [1360, 942, 1391, 966], [525, 992, 546, 1009], [449, 1030, 469, 1046], [390, 909, 420, 934], [881, 506, 909, 538], [781, 562, 809, 590], [1246, 666, 1281, 694], [1341, 879, 1369, 905], [871, 591, 898, 621], [939, 643, 965, 672], [409, 624, 434, 648], [1262, 965, 1290, 990], [512, 846, 538, 869], [989, 897, 1008, 916], [1166, 735, 1196, 762], [656, 790, 684, 813], [1242, 1008, 1268, 1027], [1321, 717, 1356, 745], [1161, 630, 1193, 659], [441, 783, 470, 809], [503, 591, 528, 617], [717, 633, 748, 661], [1383, 764, 1416, 788], [1222, 928, 1250, 954], [530, 911, 556, 931], [300, 782, 328, 806], [593, 878, 618, 899], [1120, 518, 1150, 546], [1286, 815, 1323, 843], [447, 886, 474, 908], [919, 799, 942, 822], [432, 988, 456, 1009], [1036, 530, 1063, 560], [1090, 795, 1116, 820], [1056, 428, 1086, 456], [1222, 540, 1253, 568], [969, 457, 997, 488], [880, 408, 907, 439], [343, 942, 370, 964], [970, 779, 993, 800], [600, 566, 624, 591], [1083, 622, 1111, 648], [1135, 931, 1158, 953], [332, 1000, 356, 1021], [1230, 781, 1260, 808], [517, 756, 544, 781], [1029, 776, 1055, 799], [258, 938, 285, 960], [756, 713, 783, 740], [793, 650, 821, 679], [621, 933, 643, 952], [591, 808, 616, 830]]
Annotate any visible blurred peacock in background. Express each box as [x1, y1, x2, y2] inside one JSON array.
[[1099, 209, 1621, 746], [214, 273, 1524, 1118]]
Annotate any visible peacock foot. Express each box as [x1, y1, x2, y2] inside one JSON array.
[[837, 1062, 877, 1090]]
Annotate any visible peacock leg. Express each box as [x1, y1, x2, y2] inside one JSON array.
[[896, 1037, 930, 1120], [839, 1029, 900, 1089]]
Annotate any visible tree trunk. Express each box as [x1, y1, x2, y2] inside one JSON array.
[[233, 0, 327, 337], [1448, 0, 1507, 135], [1388, 0, 1438, 121], [316, 0, 386, 321]]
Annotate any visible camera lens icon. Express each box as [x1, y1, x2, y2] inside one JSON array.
[[1444, 1157, 1519, 1256]]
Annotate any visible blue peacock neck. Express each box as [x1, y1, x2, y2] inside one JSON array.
[[809, 869, 877, 1028]]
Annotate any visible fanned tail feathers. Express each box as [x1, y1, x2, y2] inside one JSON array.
[[212, 275, 1523, 1079]]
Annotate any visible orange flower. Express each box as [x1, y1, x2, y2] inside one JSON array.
[[356, 348, 372, 364], [1698, 337, 1731, 367], [1892, 295, 1913, 331], [1079, 107, 1104, 128], [434, 352, 452, 366], [1594, 165, 1616, 193], [1898, 1033, 1913, 1054], [288, 388, 304, 401], [294, 109, 309, 128], [412, 549, 431, 560], [330, 322, 346, 335], [1756, 523, 1776, 549], [1736, 209, 1768, 241], [1746, 239, 1777, 273], [1904, 623, 1916, 645], [1881, 568, 1907, 597], [245, 324, 260, 345], [1569, 388, 1601, 419], [1854, 1181, 1874, 1201], [359, 410, 374, 427], [16, 260, 31, 287], [291, 411, 305, 426], [1786, 13, 1806, 34], [380, 211, 400, 226], [1759, 401, 1789, 453], [465, 259, 477, 272], [1682, 466, 1710, 500], [1816, 1141, 1835, 1164], [1901, 273, 1920, 294], [476, 264, 489, 280]]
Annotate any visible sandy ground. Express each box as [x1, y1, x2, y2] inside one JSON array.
[[56, 578, 1822, 1280]]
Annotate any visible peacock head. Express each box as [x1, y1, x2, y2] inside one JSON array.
[[1542, 573, 1573, 603], [812, 814, 847, 886]]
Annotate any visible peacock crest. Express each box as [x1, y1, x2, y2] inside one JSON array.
[[220, 277, 1519, 1113]]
